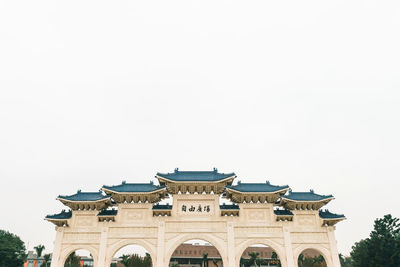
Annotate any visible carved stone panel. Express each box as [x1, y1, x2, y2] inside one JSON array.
[[74, 215, 95, 227], [108, 227, 157, 238], [63, 232, 101, 243], [291, 232, 329, 244]]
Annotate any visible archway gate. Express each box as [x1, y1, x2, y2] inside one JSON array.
[[46, 169, 345, 267]]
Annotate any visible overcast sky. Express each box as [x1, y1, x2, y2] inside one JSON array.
[[0, 0, 399, 257]]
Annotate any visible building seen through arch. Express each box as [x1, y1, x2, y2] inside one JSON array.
[[45, 168, 345, 267]]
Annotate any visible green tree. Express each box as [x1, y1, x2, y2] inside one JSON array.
[[248, 252, 259, 267], [351, 214, 400, 267], [120, 254, 130, 267], [64, 251, 81, 267], [143, 253, 152, 267], [34, 244, 45, 258], [339, 253, 352, 267], [41, 253, 51, 267], [202, 253, 209, 267], [0, 229, 27, 267]]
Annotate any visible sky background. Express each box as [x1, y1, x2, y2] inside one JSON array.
[[1, 0, 399, 257]]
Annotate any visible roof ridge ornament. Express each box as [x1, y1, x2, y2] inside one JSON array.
[[310, 189, 314, 193], [174, 168, 179, 173], [150, 181, 154, 185], [213, 167, 218, 173], [266, 180, 270, 185], [237, 180, 241, 185], [122, 180, 126, 184], [77, 189, 81, 194]]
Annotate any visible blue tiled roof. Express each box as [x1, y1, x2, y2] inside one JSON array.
[[282, 190, 333, 201], [153, 204, 172, 210], [98, 209, 118, 216], [319, 209, 345, 219], [226, 181, 289, 193], [45, 210, 72, 220], [157, 168, 235, 182], [58, 190, 110, 202], [274, 209, 293, 216], [102, 182, 166, 193], [220, 204, 239, 210]]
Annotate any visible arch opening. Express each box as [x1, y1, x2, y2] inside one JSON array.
[[64, 249, 93, 267], [239, 244, 281, 267], [169, 239, 224, 267], [297, 249, 327, 267], [109, 244, 153, 267]]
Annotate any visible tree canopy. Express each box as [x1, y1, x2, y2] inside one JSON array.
[[0, 229, 27, 267], [350, 214, 400, 267]]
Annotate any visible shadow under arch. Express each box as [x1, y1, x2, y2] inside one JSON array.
[[60, 245, 98, 267], [165, 233, 228, 267], [235, 239, 287, 267], [293, 244, 333, 267], [104, 239, 157, 267]]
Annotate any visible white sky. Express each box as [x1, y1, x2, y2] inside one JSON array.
[[0, 0, 399, 257]]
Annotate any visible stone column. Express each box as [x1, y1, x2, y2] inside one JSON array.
[[97, 227, 109, 267], [156, 222, 165, 267], [327, 227, 341, 267], [50, 227, 64, 267], [283, 227, 296, 267], [227, 222, 235, 267]]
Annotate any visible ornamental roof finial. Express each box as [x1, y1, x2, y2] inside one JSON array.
[[77, 189, 81, 194], [213, 167, 218, 173], [122, 180, 126, 184], [174, 168, 179, 173], [310, 189, 314, 193], [289, 188, 292, 193], [237, 180, 241, 185], [150, 181, 154, 185], [266, 180, 270, 185]]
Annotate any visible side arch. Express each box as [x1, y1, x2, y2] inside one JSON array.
[[235, 239, 288, 267], [104, 239, 157, 267], [165, 233, 228, 267], [293, 244, 333, 267], [59, 245, 98, 267]]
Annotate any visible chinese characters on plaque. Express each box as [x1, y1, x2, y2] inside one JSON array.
[[181, 204, 211, 213]]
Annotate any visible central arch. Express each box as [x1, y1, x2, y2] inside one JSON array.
[[165, 233, 228, 267], [105, 239, 157, 267], [235, 239, 287, 267]]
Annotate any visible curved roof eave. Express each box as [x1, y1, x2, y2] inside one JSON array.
[[57, 197, 111, 203], [280, 196, 334, 203], [225, 186, 289, 194], [101, 187, 166, 194], [156, 175, 236, 183]]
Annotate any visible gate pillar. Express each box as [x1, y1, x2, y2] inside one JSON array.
[[50, 227, 64, 267], [157, 222, 165, 267], [227, 222, 236, 267], [283, 227, 296, 267], [327, 227, 341, 267], [97, 227, 108, 267]]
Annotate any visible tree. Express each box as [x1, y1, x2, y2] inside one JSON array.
[[41, 253, 51, 267], [339, 253, 352, 267], [351, 214, 400, 267], [34, 244, 45, 258], [64, 251, 81, 267], [202, 253, 209, 267], [0, 229, 27, 267], [248, 252, 259, 267], [120, 254, 130, 267]]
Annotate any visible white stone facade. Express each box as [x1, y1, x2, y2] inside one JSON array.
[[49, 193, 341, 267]]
